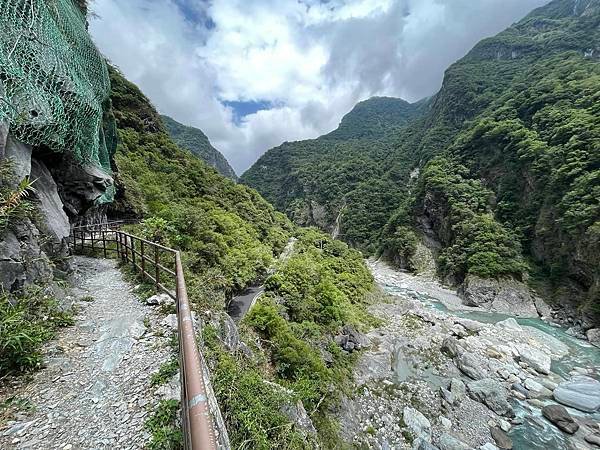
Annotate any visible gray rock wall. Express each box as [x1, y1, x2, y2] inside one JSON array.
[[0, 124, 113, 291]]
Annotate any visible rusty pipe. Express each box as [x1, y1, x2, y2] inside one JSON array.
[[175, 251, 218, 450]]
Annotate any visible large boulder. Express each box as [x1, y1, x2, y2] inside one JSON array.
[[517, 345, 551, 375], [459, 275, 538, 317], [4, 135, 32, 183], [436, 433, 471, 450], [0, 219, 53, 291], [31, 159, 70, 242], [403, 407, 432, 442], [553, 376, 600, 413], [587, 328, 600, 348], [467, 379, 514, 417], [456, 350, 488, 380], [490, 426, 512, 449], [49, 153, 113, 217], [541, 404, 579, 434]]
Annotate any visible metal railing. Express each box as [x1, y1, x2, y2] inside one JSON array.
[[71, 224, 226, 450]]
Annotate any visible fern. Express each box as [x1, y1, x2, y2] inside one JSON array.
[[0, 176, 37, 230]]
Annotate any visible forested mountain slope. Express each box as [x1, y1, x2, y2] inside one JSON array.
[[241, 96, 429, 248], [242, 0, 600, 318], [160, 115, 237, 180]]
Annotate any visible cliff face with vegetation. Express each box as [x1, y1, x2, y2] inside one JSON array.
[[160, 115, 237, 180], [242, 0, 600, 319]]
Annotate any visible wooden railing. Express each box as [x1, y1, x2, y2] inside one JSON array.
[[70, 224, 229, 450]]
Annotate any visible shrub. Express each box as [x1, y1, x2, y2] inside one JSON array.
[[0, 288, 74, 376]]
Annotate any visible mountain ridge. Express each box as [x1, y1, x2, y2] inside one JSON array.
[[160, 114, 237, 180]]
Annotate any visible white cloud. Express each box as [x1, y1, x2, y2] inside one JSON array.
[[89, 0, 548, 174]]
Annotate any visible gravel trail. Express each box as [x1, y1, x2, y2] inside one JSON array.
[[0, 256, 173, 450]]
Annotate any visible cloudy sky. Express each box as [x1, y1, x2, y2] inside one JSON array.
[[89, 0, 548, 174]]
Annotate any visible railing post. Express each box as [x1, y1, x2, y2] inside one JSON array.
[[154, 246, 160, 293], [124, 234, 129, 263], [131, 237, 136, 270], [140, 240, 145, 278], [91, 229, 95, 255], [102, 230, 107, 258]]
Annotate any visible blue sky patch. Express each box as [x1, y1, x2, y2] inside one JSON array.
[[223, 100, 273, 125], [172, 0, 215, 29]]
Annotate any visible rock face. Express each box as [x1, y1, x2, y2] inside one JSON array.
[[467, 379, 514, 417], [553, 376, 600, 413], [459, 275, 539, 317], [335, 324, 370, 352], [0, 128, 112, 291], [541, 404, 579, 434]]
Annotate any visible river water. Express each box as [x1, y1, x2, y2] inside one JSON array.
[[381, 281, 600, 450]]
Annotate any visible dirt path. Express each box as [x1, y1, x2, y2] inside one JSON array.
[[0, 256, 173, 450]]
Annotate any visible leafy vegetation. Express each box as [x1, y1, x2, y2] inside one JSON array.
[[201, 228, 375, 448], [203, 324, 309, 450], [161, 115, 237, 180], [150, 358, 179, 387], [0, 161, 37, 231], [243, 228, 375, 445], [145, 399, 183, 450], [0, 287, 74, 376]]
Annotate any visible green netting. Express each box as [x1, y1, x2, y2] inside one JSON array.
[[0, 0, 114, 203]]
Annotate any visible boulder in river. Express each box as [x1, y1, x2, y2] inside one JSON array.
[[459, 275, 538, 317], [517, 345, 551, 375], [587, 328, 600, 348], [523, 378, 552, 398], [467, 379, 514, 417], [495, 318, 521, 331], [541, 404, 579, 434], [553, 376, 600, 413], [585, 433, 600, 447], [490, 426, 513, 449]]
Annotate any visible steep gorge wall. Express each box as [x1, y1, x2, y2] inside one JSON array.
[[0, 0, 116, 291]]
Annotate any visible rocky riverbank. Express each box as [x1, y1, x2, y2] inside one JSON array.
[[339, 259, 600, 450]]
